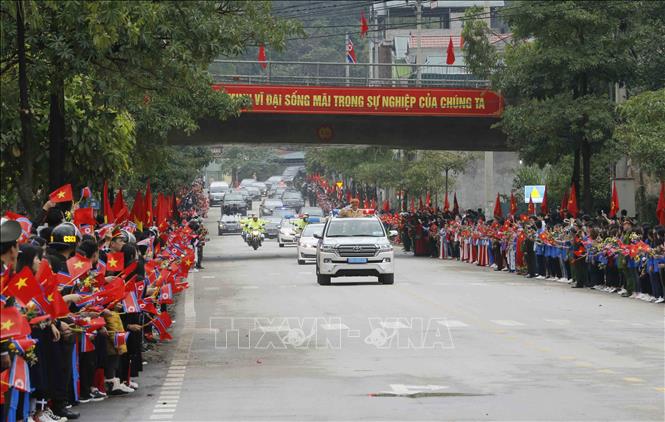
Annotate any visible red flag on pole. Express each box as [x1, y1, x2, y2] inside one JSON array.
[[360, 11, 369, 38], [258, 44, 267, 69], [493, 193, 503, 219], [540, 187, 549, 215], [144, 180, 153, 228], [5, 267, 42, 306], [103, 180, 114, 224], [49, 184, 73, 203], [609, 182, 620, 218], [443, 193, 450, 212], [130, 190, 145, 230], [112, 188, 127, 218], [425, 192, 431, 208], [527, 196, 535, 215], [452, 193, 459, 215], [409, 197, 415, 213], [382, 200, 390, 212], [567, 185, 579, 218], [560, 190, 569, 219], [418, 197, 424, 210], [656, 181, 665, 225], [446, 36, 455, 65], [509, 192, 517, 216]]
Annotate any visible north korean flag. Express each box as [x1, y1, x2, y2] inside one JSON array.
[[122, 291, 140, 313], [159, 284, 173, 304], [114, 332, 130, 348], [8, 354, 31, 392]]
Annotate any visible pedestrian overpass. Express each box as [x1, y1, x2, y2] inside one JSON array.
[[167, 60, 507, 151]]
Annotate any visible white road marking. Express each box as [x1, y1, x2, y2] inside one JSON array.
[[382, 384, 449, 395], [544, 319, 571, 325], [470, 282, 489, 286], [152, 408, 177, 413], [203, 287, 220, 291], [380, 321, 408, 329], [437, 320, 468, 328], [169, 366, 186, 369], [150, 415, 174, 420], [154, 403, 178, 408], [490, 320, 525, 326], [241, 285, 259, 289], [163, 382, 183, 386], [320, 323, 349, 330], [201, 275, 216, 279]]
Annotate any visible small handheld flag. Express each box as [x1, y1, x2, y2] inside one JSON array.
[[49, 184, 73, 203], [346, 38, 357, 64]]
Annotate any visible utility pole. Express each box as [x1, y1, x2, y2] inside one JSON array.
[[415, 0, 423, 86]]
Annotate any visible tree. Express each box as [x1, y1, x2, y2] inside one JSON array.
[[219, 145, 281, 186], [1, 1, 299, 213], [462, 1, 653, 213]]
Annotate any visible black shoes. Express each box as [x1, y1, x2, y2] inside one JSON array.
[[54, 407, 80, 419]]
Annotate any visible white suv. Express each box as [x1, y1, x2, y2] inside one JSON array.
[[314, 216, 395, 285]]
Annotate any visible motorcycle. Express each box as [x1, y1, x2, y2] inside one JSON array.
[[247, 229, 264, 250]]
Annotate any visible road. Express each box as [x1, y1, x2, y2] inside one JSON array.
[[87, 215, 664, 421]]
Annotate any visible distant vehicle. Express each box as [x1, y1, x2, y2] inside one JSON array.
[[208, 181, 230, 205], [282, 165, 304, 178], [222, 192, 248, 216], [264, 176, 283, 188], [297, 223, 325, 265], [270, 186, 287, 199], [263, 216, 282, 239], [272, 207, 297, 219], [243, 186, 262, 200], [300, 206, 325, 217], [250, 181, 268, 196], [237, 189, 253, 209], [260, 199, 284, 216], [217, 214, 242, 235], [315, 216, 397, 285], [277, 218, 299, 248], [281, 191, 304, 211], [239, 178, 257, 187]]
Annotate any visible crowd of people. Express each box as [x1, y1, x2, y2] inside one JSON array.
[[304, 177, 665, 304], [1, 181, 206, 422]]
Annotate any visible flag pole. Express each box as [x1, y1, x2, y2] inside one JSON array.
[[345, 33, 350, 86]]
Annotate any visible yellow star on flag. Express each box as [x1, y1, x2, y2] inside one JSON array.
[[47, 294, 54, 302], [185, 259, 191, 266], [15, 277, 28, 290], [73, 261, 85, 269], [57, 190, 66, 199], [108, 257, 117, 268], [1, 320, 15, 331]]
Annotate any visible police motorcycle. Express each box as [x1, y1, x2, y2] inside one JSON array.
[[246, 227, 264, 250]]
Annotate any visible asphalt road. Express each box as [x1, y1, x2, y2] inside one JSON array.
[[86, 215, 664, 422]]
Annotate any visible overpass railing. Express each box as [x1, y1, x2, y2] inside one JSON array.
[[209, 60, 490, 89]]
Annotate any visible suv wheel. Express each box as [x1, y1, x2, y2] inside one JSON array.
[[317, 274, 331, 285], [297, 259, 305, 265], [378, 274, 394, 285]]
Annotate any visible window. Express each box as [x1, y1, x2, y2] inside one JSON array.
[[326, 219, 385, 238]]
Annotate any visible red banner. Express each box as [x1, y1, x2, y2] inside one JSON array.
[[213, 84, 503, 117]]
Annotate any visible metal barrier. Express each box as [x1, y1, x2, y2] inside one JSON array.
[[209, 60, 490, 88]]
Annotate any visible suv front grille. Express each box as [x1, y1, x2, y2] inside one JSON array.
[[337, 245, 378, 257]]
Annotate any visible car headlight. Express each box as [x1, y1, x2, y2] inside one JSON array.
[[377, 243, 393, 252], [320, 243, 335, 252], [219, 223, 225, 228]]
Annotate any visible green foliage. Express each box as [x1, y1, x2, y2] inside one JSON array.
[[219, 145, 281, 184], [614, 89, 665, 180], [461, 6, 498, 80]]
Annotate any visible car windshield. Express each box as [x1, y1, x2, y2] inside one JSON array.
[[326, 219, 385, 237], [264, 217, 281, 224], [273, 208, 296, 218], [225, 193, 243, 201], [283, 193, 301, 199], [301, 224, 324, 237], [221, 216, 238, 222], [264, 200, 282, 207], [301, 208, 324, 216], [210, 185, 227, 193], [281, 220, 295, 229]]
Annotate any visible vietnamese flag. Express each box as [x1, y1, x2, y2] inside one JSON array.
[[540, 187, 549, 215], [35, 259, 54, 286], [656, 181, 665, 225], [425, 192, 431, 208], [567, 184, 579, 218], [609, 182, 620, 218], [49, 183, 73, 203], [67, 254, 92, 281], [383, 200, 390, 212], [509, 192, 518, 216], [360, 11, 369, 37], [493, 193, 503, 219], [5, 267, 42, 306], [130, 190, 145, 230], [446, 36, 455, 65], [144, 180, 153, 227], [527, 196, 535, 215], [443, 193, 450, 212], [106, 252, 125, 272], [258, 43, 267, 69], [74, 208, 96, 228], [113, 188, 126, 217], [46, 289, 70, 318], [1, 306, 31, 339], [452, 193, 459, 215], [560, 190, 569, 219]]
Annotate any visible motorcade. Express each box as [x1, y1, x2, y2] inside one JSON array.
[[263, 216, 282, 239], [217, 214, 242, 235], [270, 186, 287, 199], [250, 181, 268, 196], [260, 199, 284, 216], [314, 215, 396, 285], [297, 223, 325, 265], [281, 191, 304, 211], [272, 207, 297, 219], [264, 176, 283, 189], [237, 189, 253, 209], [277, 218, 299, 247], [246, 228, 264, 250], [300, 206, 325, 218], [221, 192, 248, 216], [239, 178, 256, 187], [208, 181, 230, 205], [243, 186, 262, 201]]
